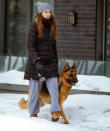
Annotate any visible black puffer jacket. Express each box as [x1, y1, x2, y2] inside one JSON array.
[[24, 19, 59, 80]]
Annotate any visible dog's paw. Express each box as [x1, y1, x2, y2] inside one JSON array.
[[64, 121, 69, 124]]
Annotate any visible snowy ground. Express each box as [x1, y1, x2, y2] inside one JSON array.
[[0, 70, 110, 92], [0, 93, 110, 131], [0, 70, 110, 130]]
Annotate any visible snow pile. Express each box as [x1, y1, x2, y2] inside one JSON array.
[[0, 70, 110, 92], [74, 75, 110, 92], [0, 70, 28, 85]]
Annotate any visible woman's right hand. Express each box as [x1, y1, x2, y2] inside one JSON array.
[[35, 60, 43, 77]]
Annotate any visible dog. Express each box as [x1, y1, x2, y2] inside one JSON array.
[[19, 62, 78, 124]]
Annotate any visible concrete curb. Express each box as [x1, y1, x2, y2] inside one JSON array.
[[0, 83, 110, 95], [0, 83, 28, 93]]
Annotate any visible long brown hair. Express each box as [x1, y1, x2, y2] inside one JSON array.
[[34, 13, 57, 40]]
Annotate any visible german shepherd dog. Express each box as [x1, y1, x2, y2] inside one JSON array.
[[19, 62, 78, 124]]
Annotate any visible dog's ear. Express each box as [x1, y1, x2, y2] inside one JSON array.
[[71, 61, 76, 69], [63, 62, 70, 72]]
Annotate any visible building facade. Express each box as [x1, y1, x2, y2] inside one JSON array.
[[0, 0, 110, 75]]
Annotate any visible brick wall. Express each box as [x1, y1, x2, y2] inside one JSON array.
[[54, 0, 97, 60]]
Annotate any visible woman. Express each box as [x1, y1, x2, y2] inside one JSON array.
[[24, 3, 61, 121]]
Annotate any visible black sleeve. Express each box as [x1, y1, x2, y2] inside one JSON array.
[[26, 21, 40, 64]]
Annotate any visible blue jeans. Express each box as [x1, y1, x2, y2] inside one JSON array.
[[29, 77, 61, 114]]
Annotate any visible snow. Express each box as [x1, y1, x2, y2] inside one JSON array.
[[0, 70, 110, 92], [74, 75, 110, 92], [0, 93, 110, 131], [0, 70, 110, 130], [0, 70, 28, 85]]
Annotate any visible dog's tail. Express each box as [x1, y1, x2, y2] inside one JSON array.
[[19, 98, 29, 109]]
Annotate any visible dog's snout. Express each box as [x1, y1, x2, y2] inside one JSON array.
[[73, 79, 78, 83], [67, 78, 78, 84], [75, 79, 78, 83]]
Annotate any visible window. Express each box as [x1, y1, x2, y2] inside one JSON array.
[[6, 0, 29, 56], [106, 0, 110, 60]]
